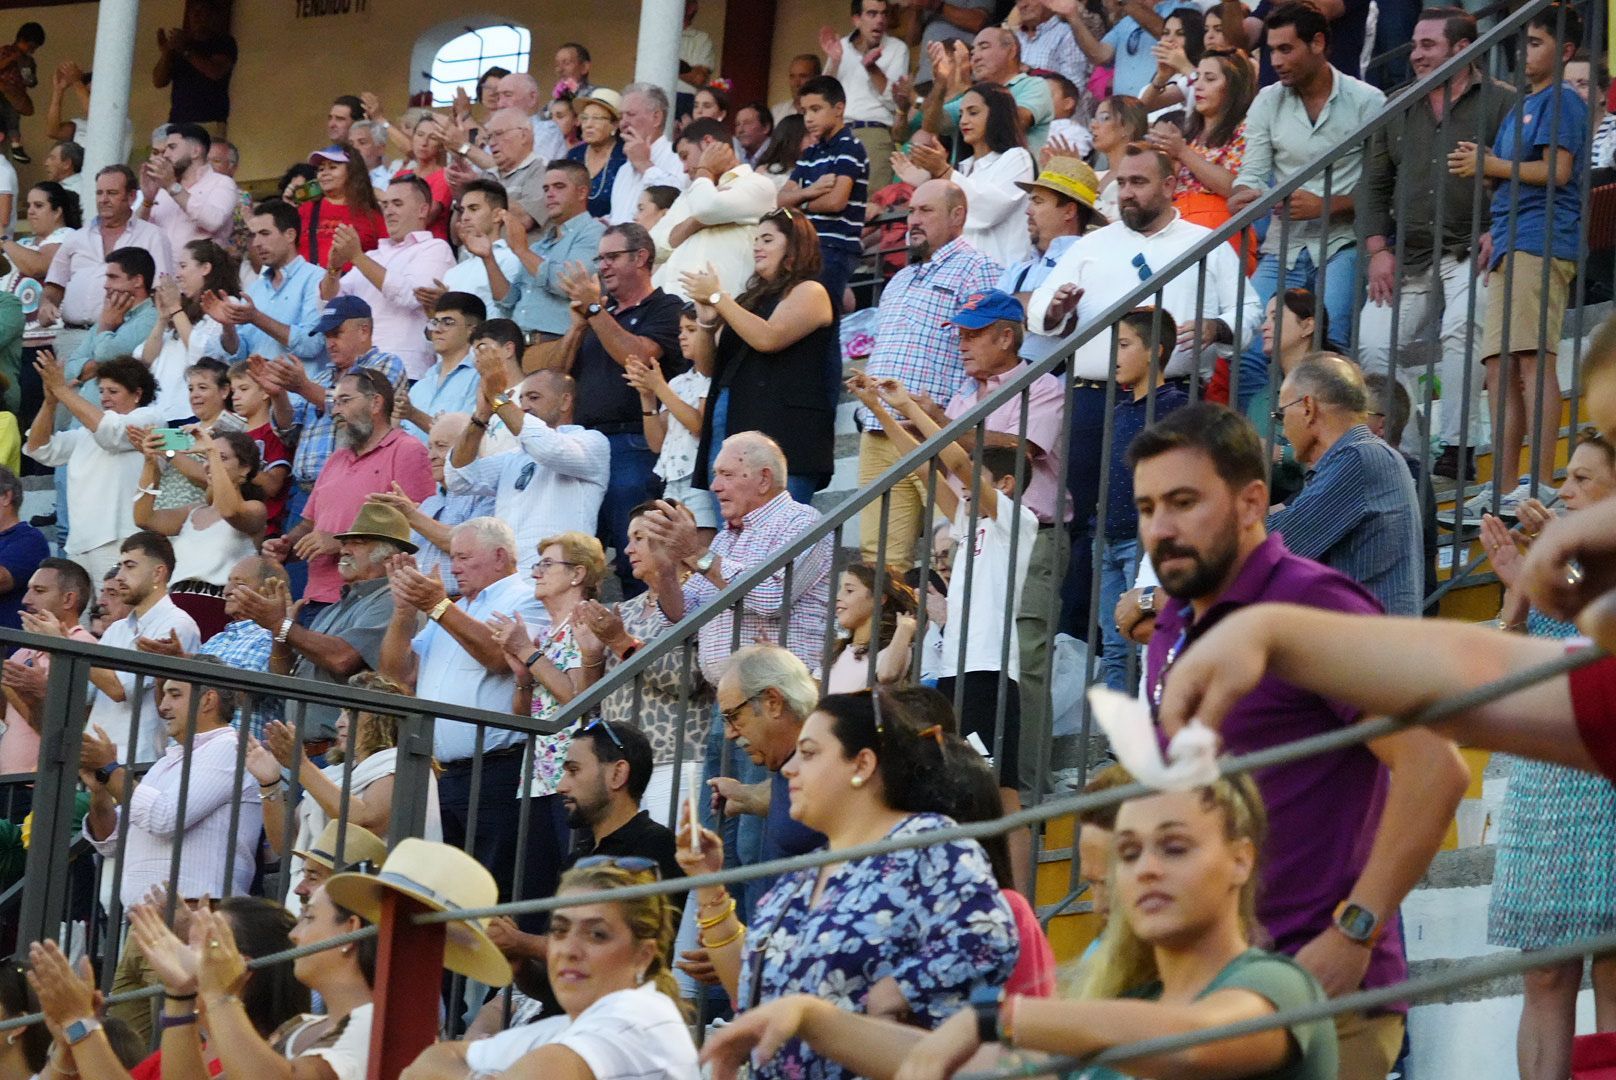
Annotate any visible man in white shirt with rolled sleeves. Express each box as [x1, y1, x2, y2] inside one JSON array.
[[650, 121, 776, 301], [822, 0, 908, 191], [609, 84, 689, 225]]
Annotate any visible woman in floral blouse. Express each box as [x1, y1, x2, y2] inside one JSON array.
[[677, 690, 1017, 1080], [1149, 49, 1257, 271]]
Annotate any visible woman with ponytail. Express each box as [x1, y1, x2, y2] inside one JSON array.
[[402, 861, 699, 1080], [704, 775, 1339, 1080]]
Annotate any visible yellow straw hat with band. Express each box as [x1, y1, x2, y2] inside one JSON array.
[[325, 837, 512, 987], [293, 820, 388, 873], [1016, 156, 1108, 224]]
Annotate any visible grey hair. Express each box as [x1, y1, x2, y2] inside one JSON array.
[[151, 123, 171, 146], [1289, 352, 1368, 414], [0, 465, 21, 510], [182, 654, 240, 726], [429, 411, 472, 438], [728, 644, 820, 720], [622, 82, 671, 121], [349, 120, 381, 141], [452, 516, 518, 558], [723, 431, 789, 491]]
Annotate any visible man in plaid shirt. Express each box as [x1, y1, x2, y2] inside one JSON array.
[[856, 178, 1001, 569]]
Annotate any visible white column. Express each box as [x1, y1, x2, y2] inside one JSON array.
[[633, 0, 685, 137], [81, 0, 140, 181]]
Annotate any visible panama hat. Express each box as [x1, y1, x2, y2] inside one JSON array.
[[1016, 156, 1108, 224], [333, 502, 418, 554], [578, 87, 623, 120], [293, 820, 388, 873], [325, 838, 511, 987]]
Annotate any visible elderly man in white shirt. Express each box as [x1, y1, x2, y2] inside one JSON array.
[[822, 0, 910, 191], [610, 84, 689, 225], [650, 123, 776, 301], [445, 368, 610, 573]]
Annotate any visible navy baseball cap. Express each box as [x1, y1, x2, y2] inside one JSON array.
[[946, 289, 1025, 329], [314, 295, 372, 335]]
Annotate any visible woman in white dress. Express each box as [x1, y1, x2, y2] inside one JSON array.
[[137, 237, 239, 415]]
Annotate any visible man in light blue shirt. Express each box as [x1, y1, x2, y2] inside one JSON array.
[[437, 179, 523, 317], [224, 199, 329, 367], [506, 161, 606, 338], [1000, 155, 1104, 361], [398, 291, 485, 441], [64, 247, 159, 410]]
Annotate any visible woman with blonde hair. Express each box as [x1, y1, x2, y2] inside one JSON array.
[[703, 776, 1338, 1080]]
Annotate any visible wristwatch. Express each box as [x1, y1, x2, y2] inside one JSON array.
[[708, 290, 723, 306], [1137, 586, 1158, 615], [691, 551, 717, 574], [63, 1017, 103, 1046], [491, 391, 513, 410], [585, 302, 604, 318], [167, 182, 184, 196], [458, 142, 474, 156], [969, 985, 1002, 1044], [1333, 901, 1383, 946], [94, 761, 123, 786]]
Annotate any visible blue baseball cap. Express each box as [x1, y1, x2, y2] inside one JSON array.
[[946, 289, 1025, 330], [314, 295, 372, 335]]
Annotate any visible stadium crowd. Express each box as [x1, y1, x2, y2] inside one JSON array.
[[0, 0, 1608, 1077]]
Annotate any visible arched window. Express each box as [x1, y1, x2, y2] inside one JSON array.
[[424, 24, 531, 106]]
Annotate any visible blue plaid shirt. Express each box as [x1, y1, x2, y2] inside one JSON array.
[[413, 486, 497, 584], [200, 618, 276, 738], [858, 238, 1002, 428], [284, 348, 408, 485]]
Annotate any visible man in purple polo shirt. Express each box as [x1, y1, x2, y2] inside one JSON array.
[[1130, 402, 1468, 1080]]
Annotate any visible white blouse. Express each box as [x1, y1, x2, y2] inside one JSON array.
[[951, 148, 1036, 269]]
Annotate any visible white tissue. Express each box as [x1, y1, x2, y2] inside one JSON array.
[[1086, 686, 1222, 790]]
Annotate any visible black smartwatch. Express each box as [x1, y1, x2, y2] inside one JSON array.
[[969, 984, 1002, 1044], [94, 761, 123, 786]]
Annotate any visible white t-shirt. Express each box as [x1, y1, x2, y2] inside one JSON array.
[[653, 368, 710, 485], [0, 156, 17, 236], [939, 498, 1038, 679], [464, 983, 699, 1079]]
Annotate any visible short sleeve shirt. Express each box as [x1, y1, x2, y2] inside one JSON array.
[[574, 289, 686, 430], [1489, 82, 1589, 264], [789, 127, 869, 254], [0, 521, 48, 631]]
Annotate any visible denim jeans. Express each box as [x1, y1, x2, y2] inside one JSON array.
[[600, 431, 662, 596], [786, 473, 830, 504], [1097, 536, 1142, 693], [1235, 246, 1361, 413]]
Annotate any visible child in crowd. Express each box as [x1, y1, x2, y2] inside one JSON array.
[[228, 360, 292, 536], [781, 74, 869, 309], [849, 371, 1038, 896], [1098, 307, 1187, 693], [635, 184, 680, 233], [0, 23, 43, 164], [1044, 72, 1095, 159], [625, 304, 717, 537]]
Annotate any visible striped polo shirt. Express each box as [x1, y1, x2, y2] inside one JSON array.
[[789, 125, 868, 254]]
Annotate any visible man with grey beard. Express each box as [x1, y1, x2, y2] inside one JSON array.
[[269, 367, 433, 618]]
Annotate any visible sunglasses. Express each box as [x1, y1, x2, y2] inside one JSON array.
[[574, 854, 661, 879], [582, 716, 625, 752]]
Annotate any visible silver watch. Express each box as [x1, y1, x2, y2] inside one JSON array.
[[693, 551, 716, 574]]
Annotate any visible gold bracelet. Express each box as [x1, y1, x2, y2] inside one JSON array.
[[427, 597, 453, 622], [699, 922, 745, 950], [696, 898, 736, 930], [698, 889, 731, 911]]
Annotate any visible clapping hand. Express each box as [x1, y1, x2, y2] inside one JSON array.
[[1, 655, 46, 703], [388, 558, 449, 614], [820, 25, 845, 67], [1147, 119, 1185, 160], [367, 481, 421, 522], [558, 261, 604, 307], [129, 901, 200, 996], [292, 529, 340, 561], [228, 574, 294, 632], [890, 150, 931, 189], [193, 905, 249, 1002], [907, 140, 949, 180], [487, 611, 537, 659], [573, 599, 627, 654], [678, 264, 723, 306], [1040, 133, 1085, 167], [640, 499, 704, 565], [245, 735, 283, 786], [26, 940, 97, 1041], [135, 629, 186, 657], [413, 278, 450, 312], [80, 724, 117, 774], [327, 224, 363, 269], [19, 607, 67, 639], [153, 276, 184, 320]]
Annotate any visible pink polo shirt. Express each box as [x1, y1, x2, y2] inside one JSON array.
[[302, 427, 434, 603], [148, 164, 240, 252], [0, 626, 98, 775], [944, 366, 1071, 525], [337, 230, 458, 379]]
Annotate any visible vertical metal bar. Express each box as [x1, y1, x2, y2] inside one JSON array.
[[16, 653, 90, 954], [867, 491, 892, 690], [951, 427, 986, 721], [776, 560, 795, 648], [909, 471, 940, 679], [277, 700, 308, 904], [386, 709, 435, 847], [821, 524, 845, 683], [1079, 326, 1123, 759], [1191, 260, 1208, 402], [1314, 163, 1334, 350], [221, 697, 250, 897], [990, 389, 1033, 770], [666, 648, 695, 832], [333, 710, 359, 872], [162, 681, 204, 922]]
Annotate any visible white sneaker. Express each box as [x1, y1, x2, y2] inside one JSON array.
[[1497, 476, 1556, 516], [1461, 481, 1497, 518]]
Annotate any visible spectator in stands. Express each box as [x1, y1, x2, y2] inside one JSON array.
[[691, 84, 734, 133], [856, 179, 999, 567], [0, 959, 47, 1077], [566, 90, 627, 222], [299, 143, 386, 273], [1001, 157, 1105, 361], [398, 291, 485, 438], [651, 120, 776, 301], [327, 94, 365, 143], [508, 160, 607, 340], [1476, 429, 1616, 1080], [80, 655, 262, 1041], [1362, 372, 1438, 598], [26, 353, 163, 584], [774, 54, 824, 122], [348, 120, 393, 192], [821, 0, 908, 192], [0, 464, 46, 631], [1359, 7, 1512, 484], [138, 240, 237, 415], [482, 73, 569, 165], [1132, 403, 1467, 1078], [1, 179, 78, 287], [686, 209, 838, 501], [707, 777, 1339, 1080], [423, 181, 516, 320], [222, 198, 331, 368], [321, 175, 456, 380], [735, 101, 775, 169], [1, 558, 93, 781], [43, 139, 85, 203], [446, 367, 610, 573], [1150, 48, 1257, 258], [207, 138, 238, 180], [1079, 94, 1149, 222], [62, 245, 160, 417], [626, 308, 714, 530], [1013, 1, 1092, 116], [898, 82, 1035, 268], [826, 563, 917, 692], [1270, 355, 1423, 617], [560, 720, 683, 877], [777, 76, 868, 310], [927, 29, 1055, 156], [134, 428, 267, 638], [254, 670, 440, 878], [1204, 0, 1253, 52], [1228, 2, 1385, 413], [1138, 6, 1206, 110], [405, 862, 698, 1080], [1458, 3, 1587, 517], [1066, 0, 1174, 108], [380, 515, 551, 901], [289, 821, 388, 907], [682, 689, 1016, 1080], [555, 42, 600, 99], [611, 84, 688, 226], [398, 117, 453, 241], [594, 500, 715, 822], [367, 411, 494, 584], [136, 123, 238, 252]]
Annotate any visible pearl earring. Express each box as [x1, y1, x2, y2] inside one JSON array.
[[850, 775, 865, 789]]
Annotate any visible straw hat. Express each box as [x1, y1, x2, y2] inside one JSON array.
[[333, 502, 418, 554], [293, 820, 388, 873], [578, 87, 623, 120], [1016, 156, 1108, 224], [325, 838, 511, 987]]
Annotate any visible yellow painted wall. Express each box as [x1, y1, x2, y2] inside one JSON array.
[[1, 0, 729, 186], [767, 0, 850, 107]]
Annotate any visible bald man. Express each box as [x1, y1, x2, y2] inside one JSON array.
[[1269, 353, 1424, 616], [368, 411, 496, 584], [491, 72, 567, 163], [927, 26, 1056, 154]]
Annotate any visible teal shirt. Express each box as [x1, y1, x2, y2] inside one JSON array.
[[507, 212, 608, 336], [942, 72, 1054, 156], [0, 291, 21, 416]]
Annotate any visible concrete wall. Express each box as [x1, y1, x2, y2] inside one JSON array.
[[0, 0, 729, 186]]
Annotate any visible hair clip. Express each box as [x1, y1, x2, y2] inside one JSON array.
[[917, 724, 945, 747]]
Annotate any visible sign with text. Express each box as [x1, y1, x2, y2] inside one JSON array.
[[294, 0, 368, 17]]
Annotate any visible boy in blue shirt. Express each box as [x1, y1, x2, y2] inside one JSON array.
[[1454, 2, 1586, 516], [780, 75, 869, 311]]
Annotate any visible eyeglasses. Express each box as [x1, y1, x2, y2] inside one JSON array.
[[425, 316, 463, 329], [1270, 396, 1308, 424], [573, 854, 661, 879], [595, 250, 633, 265], [720, 694, 761, 728], [536, 558, 579, 571], [582, 716, 625, 752], [485, 127, 523, 140], [1131, 252, 1153, 282]]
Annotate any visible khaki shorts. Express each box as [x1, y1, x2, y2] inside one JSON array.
[[1480, 250, 1576, 361]]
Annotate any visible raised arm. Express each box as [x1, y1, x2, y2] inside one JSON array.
[[682, 270, 833, 355]]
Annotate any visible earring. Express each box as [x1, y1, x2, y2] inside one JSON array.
[[850, 775, 865, 789], [636, 967, 649, 985]]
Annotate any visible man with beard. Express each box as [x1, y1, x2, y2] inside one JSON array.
[[856, 178, 999, 568], [1026, 143, 1255, 636], [1129, 403, 1467, 1080], [222, 198, 330, 367], [135, 121, 239, 251], [272, 367, 432, 614]]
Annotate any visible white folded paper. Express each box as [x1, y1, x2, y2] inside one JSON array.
[[1086, 686, 1221, 790]]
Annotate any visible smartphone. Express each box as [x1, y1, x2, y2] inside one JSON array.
[[154, 427, 195, 453], [292, 179, 324, 204]]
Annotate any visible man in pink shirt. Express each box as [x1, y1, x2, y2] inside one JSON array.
[[0, 558, 96, 782], [273, 369, 433, 610], [321, 174, 456, 379], [136, 122, 239, 252]]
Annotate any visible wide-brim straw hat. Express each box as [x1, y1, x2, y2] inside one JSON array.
[[292, 820, 388, 872], [578, 87, 623, 120], [1016, 156, 1108, 225]]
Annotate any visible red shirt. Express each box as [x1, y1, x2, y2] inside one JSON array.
[[1003, 889, 1056, 998], [1571, 654, 1616, 780], [299, 197, 385, 270], [247, 421, 293, 536], [132, 1049, 224, 1079]]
